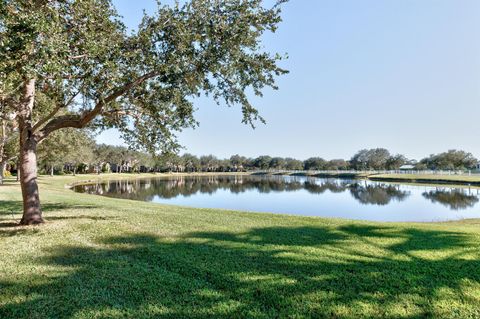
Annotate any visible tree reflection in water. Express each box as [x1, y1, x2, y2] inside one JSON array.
[[74, 175, 418, 207], [349, 182, 410, 206], [423, 188, 479, 210]]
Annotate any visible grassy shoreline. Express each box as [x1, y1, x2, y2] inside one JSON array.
[[256, 171, 480, 186], [369, 173, 480, 186], [1, 174, 480, 318]]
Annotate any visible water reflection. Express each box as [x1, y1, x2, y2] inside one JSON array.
[[72, 175, 480, 221], [422, 188, 479, 210], [349, 182, 409, 206], [303, 180, 350, 194], [74, 175, 412, 206]]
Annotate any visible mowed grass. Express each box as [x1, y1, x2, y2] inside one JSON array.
[[1, 174, 480, 318], [371, 173, 480, 185]]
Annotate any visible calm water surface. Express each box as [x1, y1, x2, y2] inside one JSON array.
[[72, 175, 480, 222]]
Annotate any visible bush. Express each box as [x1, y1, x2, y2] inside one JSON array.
[[77, 163, 89, 174], [101, 162, 111, 173], [132, 162, 140, 173]]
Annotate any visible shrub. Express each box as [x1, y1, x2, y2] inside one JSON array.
[[77, 163, 89, 174], [101, 162, 111, 173]]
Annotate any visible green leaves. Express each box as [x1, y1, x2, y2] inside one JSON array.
[[37, 128, 95, 167], [1, 0, 288, 155]]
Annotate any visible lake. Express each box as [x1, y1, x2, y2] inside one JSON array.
[[72, 174, 480, 222]]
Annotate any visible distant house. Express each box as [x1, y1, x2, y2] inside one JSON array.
[[399, 164, 415, 171], [476, 162, 480, 170]]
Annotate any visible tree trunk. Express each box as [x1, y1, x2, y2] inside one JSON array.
[[19, 136, 42, 224], [18, 79, 44, 225], [50, 165, 54, 177], [0, 160, 6, 185], [16, 160, 19, 182]]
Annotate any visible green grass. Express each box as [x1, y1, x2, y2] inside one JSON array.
[[1, 174, 480, 318], [371, 173, 480, 186]]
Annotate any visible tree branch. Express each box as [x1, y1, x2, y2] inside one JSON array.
[[35, 71, 159, 141], [32, 105, 62, 133], [32, 89, 80, 132]]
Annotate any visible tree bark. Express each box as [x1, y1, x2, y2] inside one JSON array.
[[18, 79, 44, 225], [19, 134, 42, 224], [0, 160, 6, 185]]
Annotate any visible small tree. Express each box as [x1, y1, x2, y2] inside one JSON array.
[[101, 162, 111, 173], [77, 163, 89, 174]]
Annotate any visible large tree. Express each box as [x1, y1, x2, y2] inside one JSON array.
[[0, 0, 287, 224], [269, 156, 286, 170], [284, 157, 303, 170], [420, 150, 477, 170], [253, 155, 273, 170], [303, 157, 326, 171], [350, 148, 391, 170], [230, 154, 248, 171], [200, 154, 219, 172]]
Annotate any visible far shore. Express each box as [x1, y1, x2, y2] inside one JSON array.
[[255, 171, 480, 186], [30, 170, 480, 189]]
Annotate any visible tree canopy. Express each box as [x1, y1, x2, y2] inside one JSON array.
[[1, 0, 288, 152], [37, 128, 94, 175], [0, 0, 289, 224], [349, 148, 407, 170], [419, 150, 477, 170]]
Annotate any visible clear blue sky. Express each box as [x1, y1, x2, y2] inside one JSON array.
[[98, 0, 480, 161]]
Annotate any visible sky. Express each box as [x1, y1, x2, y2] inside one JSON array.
[[98, 0, 480, 161]]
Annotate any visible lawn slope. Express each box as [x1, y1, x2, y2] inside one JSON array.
[[1, 174, 479, 318]]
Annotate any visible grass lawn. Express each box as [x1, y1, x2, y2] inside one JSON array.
[[1, 174, 480, 318], [370, 173, 480, 186]]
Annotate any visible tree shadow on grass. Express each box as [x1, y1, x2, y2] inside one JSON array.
[[0, 225, 479, 318], [0, 200, 102, 235], [0, 200, 99, 215]]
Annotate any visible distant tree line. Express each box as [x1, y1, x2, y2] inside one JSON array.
[[3, 135, 479, 177], [157, 148, 479, 173]]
